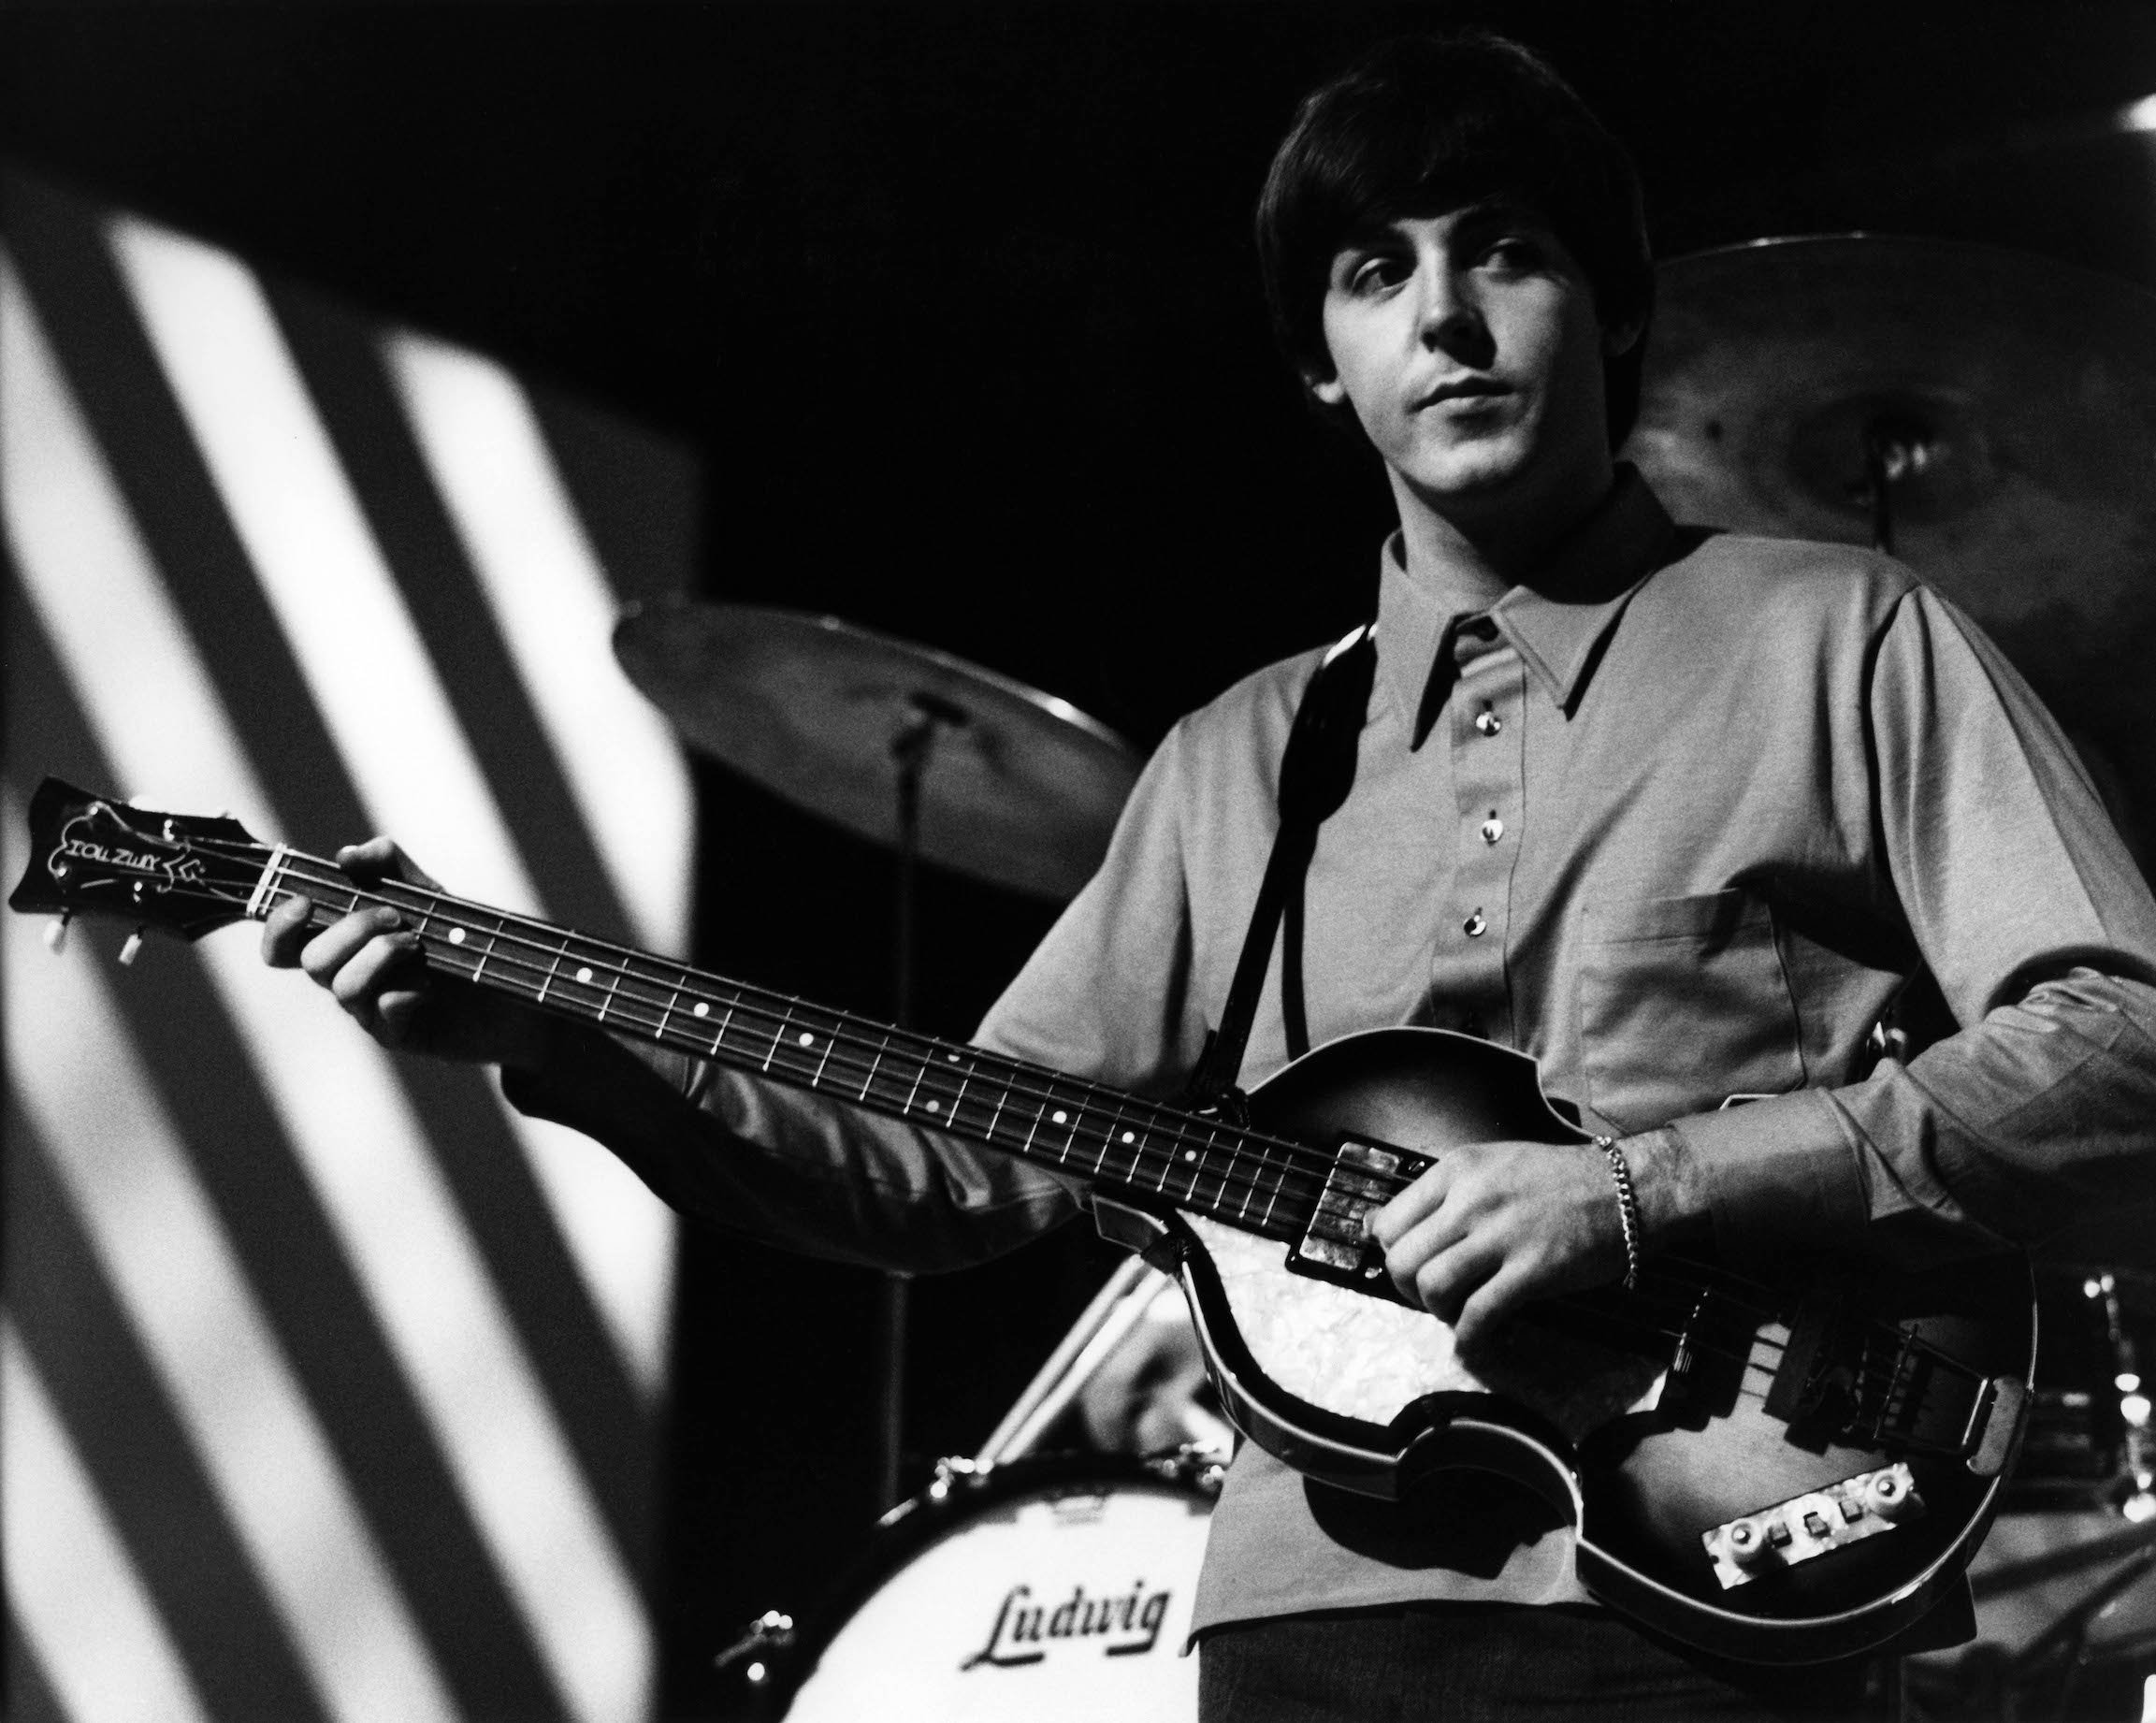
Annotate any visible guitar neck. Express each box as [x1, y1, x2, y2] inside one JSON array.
[[252, 846, 1317, 1243]]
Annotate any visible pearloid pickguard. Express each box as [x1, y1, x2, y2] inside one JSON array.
[[1181, 1212, 1665, 1444]]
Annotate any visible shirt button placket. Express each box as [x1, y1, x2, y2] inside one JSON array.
[[1437, 628, 1526, 1043]]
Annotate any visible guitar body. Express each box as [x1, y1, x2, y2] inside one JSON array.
[[1093, 1028, 2035, 1664], [7, 781, 2037, 1666]]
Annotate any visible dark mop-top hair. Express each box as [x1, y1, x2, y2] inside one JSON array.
[[1255, 30, 1654, 448]]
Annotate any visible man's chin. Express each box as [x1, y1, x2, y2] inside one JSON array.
[[1399, 455, 1531, 513]]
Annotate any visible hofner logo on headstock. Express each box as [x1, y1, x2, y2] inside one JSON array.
[[960, 1579, 1173, 1670], [53, 806, 206, 891]]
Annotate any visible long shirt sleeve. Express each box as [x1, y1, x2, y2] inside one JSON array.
[[1667, 582, 2156, 1267]]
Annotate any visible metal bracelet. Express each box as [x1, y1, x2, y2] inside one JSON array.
[[1594, 1133, 1642, 1291]]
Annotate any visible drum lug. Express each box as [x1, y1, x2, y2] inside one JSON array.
[[713, 1606, 796, 1684], [929, 1454, 987, 1499]]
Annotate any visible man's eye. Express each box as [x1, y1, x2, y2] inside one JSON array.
[[1482, 237, 1545, 272], [1347, 255, 1408, 294]]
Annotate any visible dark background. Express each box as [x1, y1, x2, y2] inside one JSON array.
[[7, 4, 2155, 1716]]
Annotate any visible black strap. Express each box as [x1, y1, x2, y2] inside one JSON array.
[[1182, 625, 1376, 1115]]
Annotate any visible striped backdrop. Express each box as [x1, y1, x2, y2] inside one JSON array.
[[3, 167, 698, 1723]]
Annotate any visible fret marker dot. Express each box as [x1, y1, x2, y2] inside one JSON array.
[[575, 966, 593, 985], [693, 1003, 709, 1018], [946, 1053, 960, 1064], [927, 1100, 942, 1113], [447, 928, 466, 945], [1052, 1110, 1068, 1125], [798, 1032, 815, 1047], [1183, 1150, 1197, 1163], [1121, 1131, 1136, 1144]]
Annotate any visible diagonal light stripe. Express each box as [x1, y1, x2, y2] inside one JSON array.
[[508, 1108, 675, 1398], [385, 331, 686, 1397], [104, 211, 675, 1400], [104, 211, 540, 919], [3, 254, 651, 1723], [1, 1324, 216, 1723], [2, 875, 460, 1723], [384, 328, 695, 953]]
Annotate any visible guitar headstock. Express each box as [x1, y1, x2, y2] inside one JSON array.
[[8, 778, 265, 943]]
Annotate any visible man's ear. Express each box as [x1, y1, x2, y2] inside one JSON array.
[[1602, 318, 1645, 360]]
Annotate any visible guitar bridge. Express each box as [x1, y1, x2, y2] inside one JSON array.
[[1701, 1464, 1924, 1590], [1284, 1139, 1429, 1292]]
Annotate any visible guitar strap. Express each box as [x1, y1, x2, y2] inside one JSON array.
[[1181, 622, 1377, 1118]]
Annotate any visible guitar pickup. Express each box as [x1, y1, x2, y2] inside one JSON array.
[[1700, 1464, 1923, 1590], [1284, 1139, 1427, 1289]]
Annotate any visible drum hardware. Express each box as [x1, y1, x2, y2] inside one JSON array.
[[713, 1608, 797, 1698], [1630, 233, 2156, 600], [974, 1253, 1233, 1467], [611, 599, 1141, 903], [720, 1451, 1220, 1720], [1905, 1268, 2156, 1719], [1628, 234, 2156, 864], [2010, 1268, 2156, 1515], [721, 1244, 1228, 1717], [614, 599, 1142, 1508]]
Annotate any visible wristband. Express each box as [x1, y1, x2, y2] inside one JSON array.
[[1593, 1134, 1642, 1291]]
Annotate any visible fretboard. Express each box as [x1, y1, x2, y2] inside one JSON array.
[[250, 846, 1331, 1243]]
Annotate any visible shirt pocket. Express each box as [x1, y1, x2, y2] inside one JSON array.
[[1577, 888, 1804, 1133]]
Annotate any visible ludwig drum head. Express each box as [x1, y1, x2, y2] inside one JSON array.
[[782, 1458, 1215, 1722]]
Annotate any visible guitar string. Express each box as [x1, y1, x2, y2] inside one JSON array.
[[208, 846, 1954, 1412], [182, 839, 1965, 1413], [203, 846, 1946, 1407], [217, 846, 1350, 1224], [255, 848, 1356, 1184]]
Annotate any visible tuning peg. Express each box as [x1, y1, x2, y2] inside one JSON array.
[[44, 914, 72, 955], [118, 930, 146, 966]]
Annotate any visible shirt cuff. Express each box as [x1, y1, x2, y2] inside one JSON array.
[[1669, 1088, 1870, 1262]]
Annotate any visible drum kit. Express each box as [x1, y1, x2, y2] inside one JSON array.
[[611, 234, 2156, 1718]]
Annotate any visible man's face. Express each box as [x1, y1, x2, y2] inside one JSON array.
[[1310, 203, 1630, 526]]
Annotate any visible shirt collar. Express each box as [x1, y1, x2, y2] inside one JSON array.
[[1374, 467, 1680, 738]]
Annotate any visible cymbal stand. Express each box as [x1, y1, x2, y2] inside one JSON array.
[[873, 691, 969, 1510], [1863, 418, 1932, 556], [2004, 1539, 2156, 1722], [972, 1253, 1165, 1466]]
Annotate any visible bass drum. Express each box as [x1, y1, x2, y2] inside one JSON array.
[[780, 1452, 1219, 1722]]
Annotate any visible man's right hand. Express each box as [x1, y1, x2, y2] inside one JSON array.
[[259, 836, 554, 1072]]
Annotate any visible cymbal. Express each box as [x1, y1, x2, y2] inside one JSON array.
[[1629, 234, 2156, 622], [614, 600, 1141, 901], [1627, 235, 2156, 858]]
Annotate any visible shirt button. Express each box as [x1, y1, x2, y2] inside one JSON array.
[[1481, 816, 1504, 845], [1463, 910, 1487, 937], [1473, 709, 1502, 736]]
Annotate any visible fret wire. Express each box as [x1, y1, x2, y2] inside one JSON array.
[[176, 818, 1880, 1386], [298, 855, 1322, 1172], [185, 857, 1846, 1370], [219, 846, 1286, 1204], [253, 849, 1353, 1220], [432, 940, 1326, 1223], [252, 836, 1845, 1371]]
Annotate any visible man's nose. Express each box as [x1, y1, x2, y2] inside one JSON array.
[[1416, 268, 1488, 356]]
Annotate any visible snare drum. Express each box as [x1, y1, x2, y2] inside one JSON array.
[[778, 1453, 1219, 1722]]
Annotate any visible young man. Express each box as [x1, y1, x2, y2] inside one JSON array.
[[267, 31, 2156, 1718]]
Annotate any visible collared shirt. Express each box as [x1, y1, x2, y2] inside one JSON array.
[[508, 470, 2156, 1632]]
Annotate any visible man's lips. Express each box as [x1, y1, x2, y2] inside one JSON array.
[[1417, 378, 1509, 409]]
